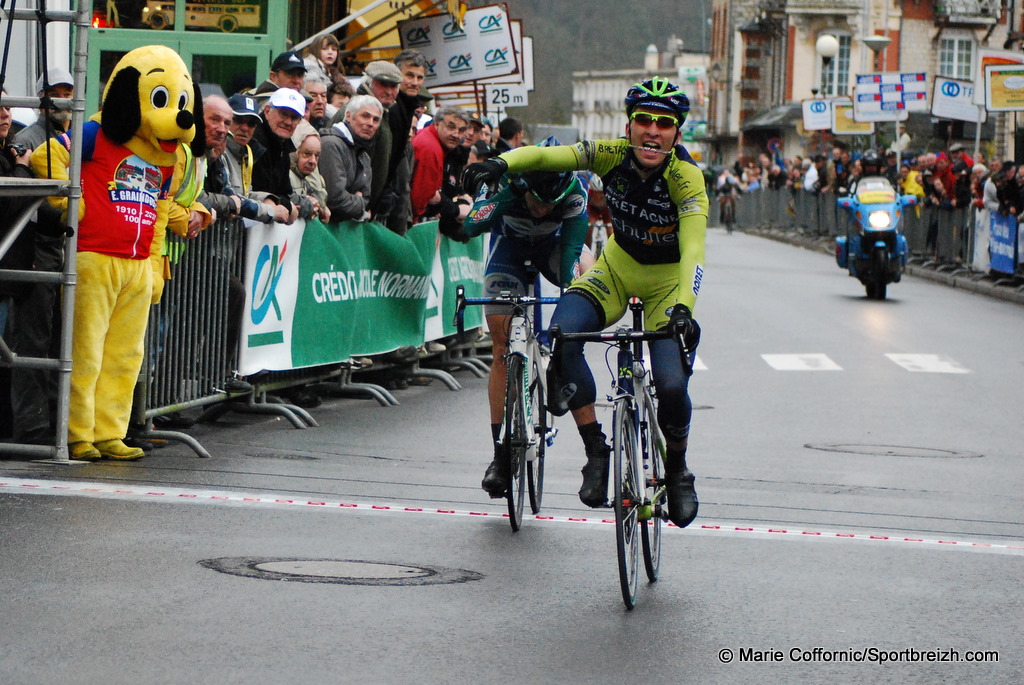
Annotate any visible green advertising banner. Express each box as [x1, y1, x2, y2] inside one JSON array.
[[239, 218, 483, 374]]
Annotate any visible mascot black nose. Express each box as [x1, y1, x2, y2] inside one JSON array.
[[176, 110, 194, 130]]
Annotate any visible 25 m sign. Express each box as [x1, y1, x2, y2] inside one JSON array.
[[487, 83, 528, 107]]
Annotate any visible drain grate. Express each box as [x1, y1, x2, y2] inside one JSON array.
[[199, 557, 484, 586], [804, 444, 983, 459]]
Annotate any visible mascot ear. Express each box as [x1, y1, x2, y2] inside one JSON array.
[[101, 66, 142, 145], [189, 83, 206, 157]]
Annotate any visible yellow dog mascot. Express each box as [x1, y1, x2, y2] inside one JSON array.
[[31, 45, 204, 461]]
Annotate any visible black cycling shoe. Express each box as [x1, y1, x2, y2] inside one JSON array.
[[665, 468, 699, 528], [578, 431, 611, 507], [481, 457, 509, 498]]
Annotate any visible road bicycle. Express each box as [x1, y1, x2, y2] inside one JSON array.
[[454, 280, 560, 531], [550, 298, 692, 608]]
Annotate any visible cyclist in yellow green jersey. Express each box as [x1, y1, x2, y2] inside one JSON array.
[[464, 77, 706, 528]]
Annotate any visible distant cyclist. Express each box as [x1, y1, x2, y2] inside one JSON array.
[[459, 137, 591, 498], [464, 77, 706, 528]]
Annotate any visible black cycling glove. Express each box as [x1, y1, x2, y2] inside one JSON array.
[[667, 303, 701, 350], [461, 157, 508, 195]]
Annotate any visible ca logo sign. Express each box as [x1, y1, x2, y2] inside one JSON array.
[[251, 242, 286, 324]]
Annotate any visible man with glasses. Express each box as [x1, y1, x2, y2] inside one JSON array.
[[410, 106, 472, 224], [463, 77, 707, 528]]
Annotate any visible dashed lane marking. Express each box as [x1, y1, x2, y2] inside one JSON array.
[[762, 353, 842, 371], [886, 353, 970, 373], [2, 477, 1020, 556]]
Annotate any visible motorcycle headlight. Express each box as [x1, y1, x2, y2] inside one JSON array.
[[868, 210, 891, 229]]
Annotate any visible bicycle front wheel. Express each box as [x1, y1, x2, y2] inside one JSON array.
[[504, 355, 528, 531], [640, 391, 664, 582], [527, 357, 546, 514], [613, 401, 641, 609]]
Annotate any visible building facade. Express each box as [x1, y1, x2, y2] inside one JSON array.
[[708, 0, 1015, 165]]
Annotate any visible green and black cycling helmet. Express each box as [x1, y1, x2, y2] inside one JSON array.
[[514, 136, 576, 204], [624, 76, 690, 123]]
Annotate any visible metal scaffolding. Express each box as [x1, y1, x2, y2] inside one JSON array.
[[0, 0, 90, 463]]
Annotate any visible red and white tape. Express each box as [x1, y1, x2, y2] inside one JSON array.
[[3, 477, 1021, 556]]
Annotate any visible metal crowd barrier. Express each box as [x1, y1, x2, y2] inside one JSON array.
[[129, 217, 488, 458], [731, 187, 977, 267]]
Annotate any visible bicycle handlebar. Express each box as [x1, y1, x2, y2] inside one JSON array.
[[453, 284, 560, 335], [549, 323, 694, 377]]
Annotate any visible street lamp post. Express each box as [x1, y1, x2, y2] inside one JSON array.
[[861, 35, 893, 148], [815, 35, 839, 154]]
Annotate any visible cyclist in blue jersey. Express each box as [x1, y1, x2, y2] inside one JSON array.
[[461, 140, 591, 497], [463, 77, 706, 528]]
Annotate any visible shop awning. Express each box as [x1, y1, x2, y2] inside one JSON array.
[[740, 102, 802, 131]]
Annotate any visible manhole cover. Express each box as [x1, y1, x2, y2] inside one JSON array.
[[804, 443, 983, 459], [199, 557, 484, 586]]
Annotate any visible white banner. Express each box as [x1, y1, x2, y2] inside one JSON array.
[[801, 99, 832, 131], [931, 77, 986, 123], [399, 4, 518, 88], [853, 72, 926, 121]]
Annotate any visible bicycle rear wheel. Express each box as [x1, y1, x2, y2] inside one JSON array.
[[613, 401, 641, 609], [527, 357, 546, 514], [504, 355, 528, 531], [640, 391, 664, 582]]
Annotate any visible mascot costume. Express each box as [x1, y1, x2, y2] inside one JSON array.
[[31, 45, 204, 461]]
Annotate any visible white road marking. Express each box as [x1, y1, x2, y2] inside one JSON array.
[[762, 353, 842, 371], [886, 353, 970, 373], [2, 477, 1020, 556]]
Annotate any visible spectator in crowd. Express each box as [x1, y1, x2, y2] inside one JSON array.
[[766, 163, 787, 190], [897, 159, 925, 204], [17, 67, 74, 150], [479, 118, 494, 147], [924, 175, 952, 257], [803, 154, 827, 193], [410, 106, 472, 224], [0, 93, 41, 448], [221, 94, 282, 224], [832, 143, 852, 194], [6, 74, 71, 446], [888, 123, 911, 155], [495, 116, 523, 152], [948, 142, 974, 170], [951, 160, 973, 209], [251, 88, 306, 224], [303, 78, 331, 130], [251, 50, 307, 102], [342, 60, 401, 223], [327, 79, 355, 118], [290, 131, 330, 223], [318, 94, 381, 222], [983, 164, 1002, 213], [884, 150, 899, 185], [969, 163, 988, 209], [302, 33, 344, 90], [386, 49, 428, 233]]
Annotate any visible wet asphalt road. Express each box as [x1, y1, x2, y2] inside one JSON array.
[[2, 228, 1022, 684]]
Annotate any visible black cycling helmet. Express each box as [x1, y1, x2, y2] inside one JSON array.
[[520, 170, 575, 204], [861, 150, 883, 175], [624, 76, 690, 122]]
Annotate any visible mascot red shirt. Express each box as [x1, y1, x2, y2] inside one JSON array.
[[77, 120, 173, 258], [31, 45, 203, 462]]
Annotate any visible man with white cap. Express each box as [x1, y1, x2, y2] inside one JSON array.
[[17, 67, 74, 151], [251, 88, 307, 224]]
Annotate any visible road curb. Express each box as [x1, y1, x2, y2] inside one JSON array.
[[745, 227, 1024, 307]]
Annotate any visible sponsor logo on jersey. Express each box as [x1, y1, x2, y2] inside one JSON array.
[[471, 202, 496, 221], [693, 264, 704, 296]]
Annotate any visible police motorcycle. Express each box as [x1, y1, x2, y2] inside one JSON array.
[[834, 152, 916, 300]]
